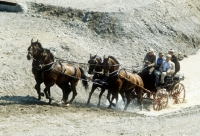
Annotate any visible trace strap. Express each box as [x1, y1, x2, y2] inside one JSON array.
[[52, 68, 105, 86]]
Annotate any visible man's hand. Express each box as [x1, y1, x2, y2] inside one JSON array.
[[145, 61, 150, 65], [166, 70, 170, 75]]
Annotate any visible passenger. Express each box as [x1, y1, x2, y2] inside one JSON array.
[[142, 48, 156, 74], [154, 52, 166, 84], [168, 49, 180, 76], [156, 52, 166, 68], [160, 54, 175, 85]]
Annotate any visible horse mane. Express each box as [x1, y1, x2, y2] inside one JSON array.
[[43, 48, 55, 60], [108, 56, 120, 64]]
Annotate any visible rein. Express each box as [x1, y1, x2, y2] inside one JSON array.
[[105, 59, 121, 77], [59, 56, 120, 67], [108, 66, 121, 77]]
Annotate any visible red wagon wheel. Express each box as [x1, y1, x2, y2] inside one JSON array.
[[153, 89, 169, 111], [171, 83, 185, 104]]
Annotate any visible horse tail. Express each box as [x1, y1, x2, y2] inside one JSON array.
[[79, 67, 89, 90]]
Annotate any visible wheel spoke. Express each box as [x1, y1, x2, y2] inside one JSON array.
[[153, 89, 168, 111], [171, 83, 185, 104]]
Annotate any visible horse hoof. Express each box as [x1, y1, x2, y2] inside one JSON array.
[[107, 105, 112, 109], [111, 103, 116, 107], [40, 92, 44, 97], [59, 101, 65, 105], [38, 97, 41, 100], [50, 97, 54, 100], [66, 103, 70, 107]]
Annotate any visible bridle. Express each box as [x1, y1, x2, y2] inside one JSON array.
[[88, 55, 103, 74], [103, 59, 121, 77], [28, 45, 56, 71]]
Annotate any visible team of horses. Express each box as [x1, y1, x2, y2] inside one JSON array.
[[27, 39, 154, 110]]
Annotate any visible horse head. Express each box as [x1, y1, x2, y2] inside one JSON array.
[[102, 55, 120, 76], [102, 55, 110, 76], [87, 54, 103, 74], [27, 38, 43, 60], [27, 39, 53, 70]]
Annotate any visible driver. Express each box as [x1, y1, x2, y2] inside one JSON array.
[[142, 48, 156, 74], [159, 54, 175, 84]]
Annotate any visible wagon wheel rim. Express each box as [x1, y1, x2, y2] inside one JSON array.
[[171, 83, 185, 104], [153, 89, 169, 111]]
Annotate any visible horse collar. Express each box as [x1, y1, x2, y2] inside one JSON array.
[[43, 55, 56, 72]]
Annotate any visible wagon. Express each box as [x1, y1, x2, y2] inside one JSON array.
[[139, 72, 185, 111]]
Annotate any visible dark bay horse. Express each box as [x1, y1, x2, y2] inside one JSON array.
[[102, 56, 149, 110], [87, 54, 108, 107], [27, 40, 88, 104], [87, 54, 125, 107], [27, 39, 45, 100], [27, 39, 72, 102]]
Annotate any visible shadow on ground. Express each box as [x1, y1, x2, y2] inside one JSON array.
[[0, 95, 48, 105]]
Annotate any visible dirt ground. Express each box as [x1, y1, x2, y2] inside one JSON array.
[[0, 50, 199, 136], [0, 0, 200, 135]]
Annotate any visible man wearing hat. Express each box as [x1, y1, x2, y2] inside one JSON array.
[[142, 48, 156, 74], [154, 52, 166, 83], [159, 54, 175, 84], [168, 49, 180, 76]]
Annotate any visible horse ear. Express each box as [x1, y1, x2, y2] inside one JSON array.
[[90, 53, 92, 57], [37, 39, 38, 43], [103, 55, 106, 58], [31, 38, 33, 43]]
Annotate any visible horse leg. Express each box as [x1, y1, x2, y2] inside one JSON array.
[[106, 89, 111, 105], [33, 68, 44, 100], [115, 93, 119, 107], [119, 91, 125, 105], [64, 88, 71, 104], [135, 87, 143, 110], [35, 83, 43, 100], [68, 81, 78, 104], [108, 91, 118, 108], [97, 87, 106, 107], [87, 84, 97, 105], [57, 84, 66, 103], [124, 91, 131, 111], [44, 80, 55, 104], [64, 83, 72, 103], [34, 77, 44, 100]]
